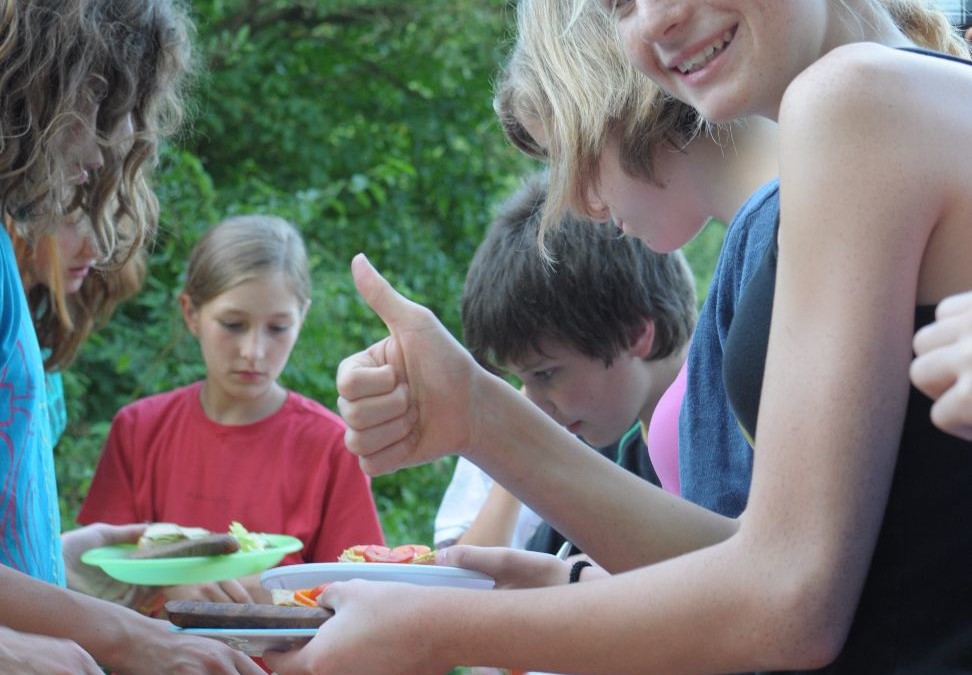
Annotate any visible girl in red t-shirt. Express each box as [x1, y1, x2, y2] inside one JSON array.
[[79, 215, 384, 612]]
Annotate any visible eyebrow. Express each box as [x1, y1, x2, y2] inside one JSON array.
[[512, 355, 551, 372], [215, 308, 298, 319]]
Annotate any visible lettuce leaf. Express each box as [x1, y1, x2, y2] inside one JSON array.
[[228, 521, 269, 552]]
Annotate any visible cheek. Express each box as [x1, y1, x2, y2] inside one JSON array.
[[271, 333, 300, 360], [618, 23, 665, 83], [551, 377, 593, 410], [197, 331, 232, 358]]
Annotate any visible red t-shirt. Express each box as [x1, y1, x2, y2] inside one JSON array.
[[78, 382, 384, 563]]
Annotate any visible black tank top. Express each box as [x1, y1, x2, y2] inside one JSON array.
[[722, 47, 972, 675]]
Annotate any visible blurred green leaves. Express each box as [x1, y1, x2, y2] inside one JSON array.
[[57, 0, 528, 543]]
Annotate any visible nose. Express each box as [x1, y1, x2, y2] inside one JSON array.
[[521, 383, 557, 419], [631, 0, 690, 41], [78, 230, 98, 260], [240, 329, 267, 362], [617, 0, 692, 67]]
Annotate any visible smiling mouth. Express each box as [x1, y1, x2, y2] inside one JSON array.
[[676, 29, 735, 75]]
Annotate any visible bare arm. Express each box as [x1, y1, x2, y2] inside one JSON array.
[[0, 626, 103, 675], [0, 564, 264, 674], [277, 47, 972, 675], [337, 254, 736, 571]]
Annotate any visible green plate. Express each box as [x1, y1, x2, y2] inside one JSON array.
[[81, 534, 304, 586]]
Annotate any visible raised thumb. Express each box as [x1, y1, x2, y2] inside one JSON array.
[[351, 253, 418, 330]]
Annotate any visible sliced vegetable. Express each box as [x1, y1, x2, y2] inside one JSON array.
[[338, 544, 369, 563], [391, 544, 431, 558], [338, 543, 436, 564], [228, 521, 269, 552], [362, 545, 413, 563], [292, 583, 329, 608]]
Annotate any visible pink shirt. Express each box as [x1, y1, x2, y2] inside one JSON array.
[[646, 360, 686, 495]]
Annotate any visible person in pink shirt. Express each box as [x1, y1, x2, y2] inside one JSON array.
[[78, 214, 383, 609]]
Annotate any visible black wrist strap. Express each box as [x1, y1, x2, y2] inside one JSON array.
[[569, 560, 592, 584]]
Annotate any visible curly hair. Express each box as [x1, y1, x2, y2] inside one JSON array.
[[0, 0, 194, 263]]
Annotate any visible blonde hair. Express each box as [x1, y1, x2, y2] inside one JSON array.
[[881, 0, 972, 56], [182, 215, 311, 310], [494, 0, 699, 246], [498, 0, 969, 247]]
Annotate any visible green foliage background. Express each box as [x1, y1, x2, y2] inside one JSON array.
[[56, 0, 725, 551]]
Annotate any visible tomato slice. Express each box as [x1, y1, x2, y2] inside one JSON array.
[[292, 583, 329, 607], [361, 544, 413, 563], [391, 544, 431, 560]]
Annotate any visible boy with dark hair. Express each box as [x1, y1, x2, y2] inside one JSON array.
[[435, 172, 697, 555]]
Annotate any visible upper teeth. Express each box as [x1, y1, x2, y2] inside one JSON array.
[[677, 31, 733, 74]]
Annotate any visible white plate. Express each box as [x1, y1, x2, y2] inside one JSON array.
[[171, 627, 316, 656], [261, 562, 495, 590]]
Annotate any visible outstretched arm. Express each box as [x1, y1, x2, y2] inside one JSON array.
[[911, 290, 972, 440], [268, 49, 972, 675], [337, 254, 735, 572], [0, 626, 103, 675], [0, 564, 264, 674]]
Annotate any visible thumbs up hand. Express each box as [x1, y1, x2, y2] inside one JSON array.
[[337, 254, 486, 475]]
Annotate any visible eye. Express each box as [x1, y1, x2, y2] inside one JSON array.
[[532, 368, 555, 382], [605, 0, 633, 18], [219, 321, 243, 332], [268, 324, 292, 334]]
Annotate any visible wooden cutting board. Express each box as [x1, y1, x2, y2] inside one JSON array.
[[165, 600, 331, 629]]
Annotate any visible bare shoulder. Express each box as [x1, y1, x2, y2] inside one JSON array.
[[775, 43, 972, 301], [781, 43, 971, 135], [778, 43, 971, 192]]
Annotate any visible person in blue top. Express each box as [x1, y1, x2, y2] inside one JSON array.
[[0, 215, 61, 583], [268, 1, 972, 674], [678, 179, 776, 515], [0, 1, 264, 673], [491, 0, 777, 521], [6, 209, 146, 445]]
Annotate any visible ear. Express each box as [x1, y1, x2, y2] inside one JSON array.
[[629, 318, 656, 359], [179, 293, 200, 337]]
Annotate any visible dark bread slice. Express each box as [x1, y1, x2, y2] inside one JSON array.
[[128, 533, 241, 559]]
